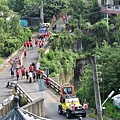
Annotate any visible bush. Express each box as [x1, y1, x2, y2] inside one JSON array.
[[19, 94, 28, 107], [0, 58, 3, 64], [105, 101, 120, 120]]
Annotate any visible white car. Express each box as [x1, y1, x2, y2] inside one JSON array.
[[112, 94, 120, 109]]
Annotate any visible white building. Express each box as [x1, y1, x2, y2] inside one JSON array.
[[98, 0, 120, 16]]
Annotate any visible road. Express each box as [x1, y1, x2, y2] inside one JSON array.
[[0, 19, 96, 120]]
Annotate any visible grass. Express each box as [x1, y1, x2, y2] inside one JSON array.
[[89, 113, 109, 120]]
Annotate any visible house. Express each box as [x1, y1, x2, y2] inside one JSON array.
[[98, 0, 120, 16], [0, 96, 52, 120]]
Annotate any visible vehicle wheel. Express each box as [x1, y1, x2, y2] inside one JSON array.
[[66, 110, 71, 119], [58, 106, 63, 115], [82, 112, 86, 117]]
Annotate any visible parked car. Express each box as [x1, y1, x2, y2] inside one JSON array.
[[112, 94, 120, 109]]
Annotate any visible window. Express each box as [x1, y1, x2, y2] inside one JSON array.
[[101, 0, 106, 5], [114, 0, 120, 5], [63, 87, 72, 94]]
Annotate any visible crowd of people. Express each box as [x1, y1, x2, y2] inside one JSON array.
[[9, 35, 50, 87]]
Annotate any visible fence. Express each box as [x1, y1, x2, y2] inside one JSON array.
[[22, 98, 45, 117]]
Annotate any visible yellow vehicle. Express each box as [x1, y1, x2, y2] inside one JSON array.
[[58, 83, 86, 119]]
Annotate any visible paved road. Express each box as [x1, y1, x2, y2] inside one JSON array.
[[0, 37, 95, 120]]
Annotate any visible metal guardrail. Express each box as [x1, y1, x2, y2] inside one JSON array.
[[42, 73, 61, 94], [16, 84, 34, 103]]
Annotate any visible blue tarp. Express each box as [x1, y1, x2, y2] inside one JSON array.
[[20, 20, 28, 27]]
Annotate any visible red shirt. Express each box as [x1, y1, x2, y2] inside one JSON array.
[[46, 77, 50, 83], [16, 69, 20, 75], [35, 38, 38, 44], [24, 50, 26, 55], [37, 69, 42, 74], [27, 41, 29, 46], [29, 41, 33, 46], [24, 42, 27, 46], [21, 68, 25, 74], [39, 42, 42, 47]]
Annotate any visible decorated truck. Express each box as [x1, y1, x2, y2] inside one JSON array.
[[58, 83, 86, 119]]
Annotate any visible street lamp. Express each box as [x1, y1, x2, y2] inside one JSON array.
[[102, 91, 115, 106]]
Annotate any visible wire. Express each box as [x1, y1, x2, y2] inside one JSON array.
[[21, 6, 40, 18]]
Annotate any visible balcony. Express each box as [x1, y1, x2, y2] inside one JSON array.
[[100, 4, 120, 14]]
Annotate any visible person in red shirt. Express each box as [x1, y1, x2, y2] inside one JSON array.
[[35, 38, 38, 46], [37, 68, 42, 79], [45, 76, 50, 87], [16, 69, 20, 81], [24, 49, 27, 59], [27, 41, 29, 49], [29, 64, 34, 73], [24, 41, 27, 48], [21, 66, 25, 79], [39, 41, 42, 48], [62, 15, 66, 21], [29, 41, 33, 49]]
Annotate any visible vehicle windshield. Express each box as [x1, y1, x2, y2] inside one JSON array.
[[66, 98, 79, 103], [39, 28, 48, 33]]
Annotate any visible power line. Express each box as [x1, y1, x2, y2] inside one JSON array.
[[21, 6, 40, 18]]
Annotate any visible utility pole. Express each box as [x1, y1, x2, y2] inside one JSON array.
[[40, 1, 44, 23], [91, 55, 103, 120], [106, 0, 109, 30]]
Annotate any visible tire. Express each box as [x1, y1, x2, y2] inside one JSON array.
[[82, 112, 86, 117], [66, 110, 71, 119], [58, 106, 63, 115]]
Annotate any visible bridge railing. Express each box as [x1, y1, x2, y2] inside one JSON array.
[[42, 73, 61, 94], [15, 84, 34, 103]]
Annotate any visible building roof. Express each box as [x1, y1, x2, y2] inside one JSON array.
[[1, 96, 51, 120]]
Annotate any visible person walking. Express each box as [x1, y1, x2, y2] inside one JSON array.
[[24, 41, 27, 48], [45, 76, 50, 87], [83, 99, 88, 110], [29, 41, 33, 49], [26, 69, 29, 82], [33, 71, 36, 82], [37, 68, 42, 79], [35, 37, 38, 46], [24, 49, 27, 59], [28, 71, 33, 83], [27, 41, 30, 49], [10, 65, 14, 79], [21, 65, 25, 79], [16, 69, 20, 81]]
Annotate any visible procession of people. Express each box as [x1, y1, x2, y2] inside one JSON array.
[[9, 33, 49, 87]]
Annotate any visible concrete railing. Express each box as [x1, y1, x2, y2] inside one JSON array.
[[0, 100, 13, 117], [22, 98, 45, 117]]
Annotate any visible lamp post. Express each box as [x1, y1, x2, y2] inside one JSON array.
[[102, 91, 115, 107]]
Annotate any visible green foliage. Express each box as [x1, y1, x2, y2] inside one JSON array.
[[0, 58, 4, 64], [105, 100, 120, 120], [40, 49, 78, 77], [19, 94, 28, 107]]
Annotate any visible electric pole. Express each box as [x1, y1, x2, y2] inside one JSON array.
[[40, 1, 44, 23], [91, 55, 103, 120]]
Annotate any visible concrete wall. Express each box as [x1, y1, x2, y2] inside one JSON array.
[[22, 98, 45, 117], [0, 98, 45, 118], [0, 101, 13, 117]]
